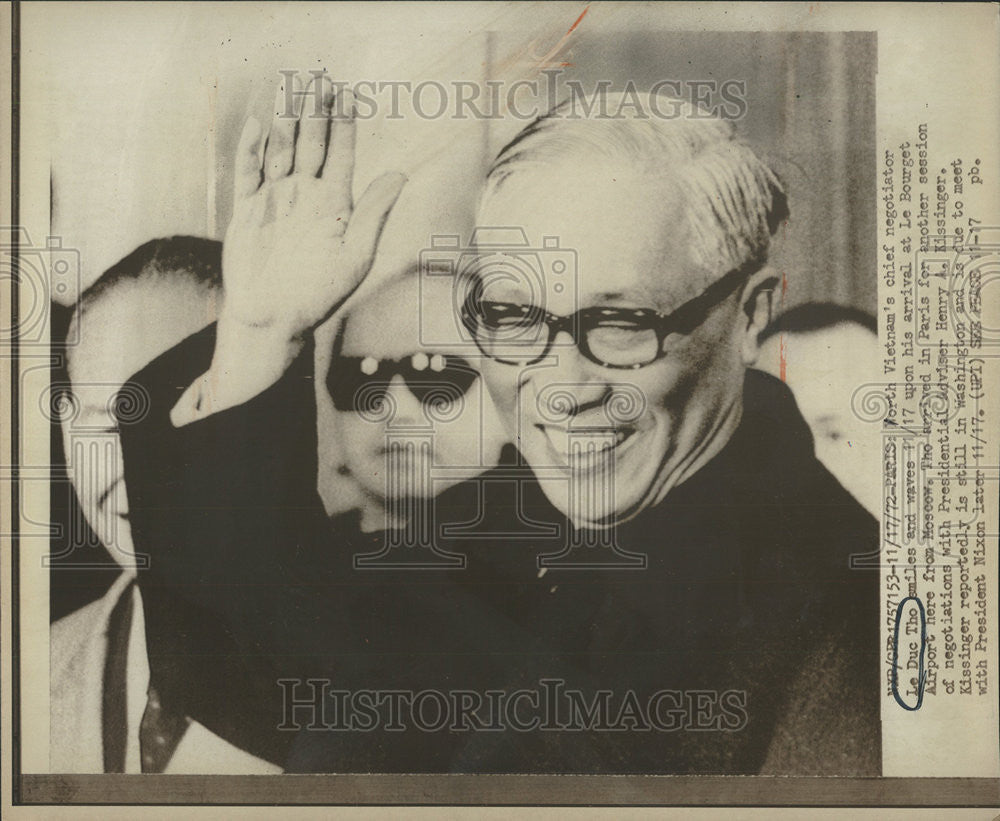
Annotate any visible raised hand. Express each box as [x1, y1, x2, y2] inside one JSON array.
[[221, 74, 406, 337], [171, 74, 406, 425]]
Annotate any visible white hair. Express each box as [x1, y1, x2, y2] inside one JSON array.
[[484, 93, 788, 281]]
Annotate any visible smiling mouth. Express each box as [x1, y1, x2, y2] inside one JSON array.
[[535, 424, 638, 463]]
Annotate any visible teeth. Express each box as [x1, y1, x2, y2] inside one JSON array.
[[539, 425, 635, 462]]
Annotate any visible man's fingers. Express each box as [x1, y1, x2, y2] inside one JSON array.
[[294, 75, 336, 177], [233, 116, 264, 202], [344, 171, 408, 266], [321, 88, 356, 214], [264, 75, 302, 181]]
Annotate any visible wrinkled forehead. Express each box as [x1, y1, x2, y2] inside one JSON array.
[[476, 161, 711, 313]]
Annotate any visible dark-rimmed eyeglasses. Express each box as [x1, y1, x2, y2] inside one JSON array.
[[327, 353, 478, 413], [460, 265, 753, 369]]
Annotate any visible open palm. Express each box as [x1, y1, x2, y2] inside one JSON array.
[[222, 75, 406, 338]]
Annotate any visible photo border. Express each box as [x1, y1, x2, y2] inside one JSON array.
[[4, 1, 1000, 813]]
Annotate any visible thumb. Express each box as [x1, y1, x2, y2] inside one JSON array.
[[344, 171, 408, 266]]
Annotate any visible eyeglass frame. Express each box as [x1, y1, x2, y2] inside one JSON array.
[[460, 261, 763, 370]]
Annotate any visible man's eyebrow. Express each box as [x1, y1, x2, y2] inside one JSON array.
[[591, 291, 628, 302], [587, 290, 682, 309]]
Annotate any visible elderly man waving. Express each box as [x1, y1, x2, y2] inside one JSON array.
[[119, 79, 880, 775]]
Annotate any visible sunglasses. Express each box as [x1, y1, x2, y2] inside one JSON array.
[[326, 352, 479, 413]]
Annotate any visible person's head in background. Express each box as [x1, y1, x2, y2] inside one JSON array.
[[312, 130, 501, 528], [320, 273, 505, 533], [756, 303, 880, 516], [62, 236, 221, 566]]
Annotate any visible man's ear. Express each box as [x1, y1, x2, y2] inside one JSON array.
[[739, 266, 780, 366]]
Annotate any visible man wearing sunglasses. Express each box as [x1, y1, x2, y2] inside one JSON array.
[[119, 80, 879, 775], [319, 272, 505, 535]]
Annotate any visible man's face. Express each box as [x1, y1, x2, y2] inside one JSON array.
[[313, 142, 492, 516], [329, 277, 502, 505], [475, 162, 750, 524], [64, 279, 217, 563]]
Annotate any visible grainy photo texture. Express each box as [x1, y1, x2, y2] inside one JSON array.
[[6, 0, 999, 810], [45, 20, 880, 776]]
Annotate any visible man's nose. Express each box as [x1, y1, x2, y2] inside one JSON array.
[[546, 329, 593, 379], [383, 374, 423, 428], [530, 338, 610, 423]]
